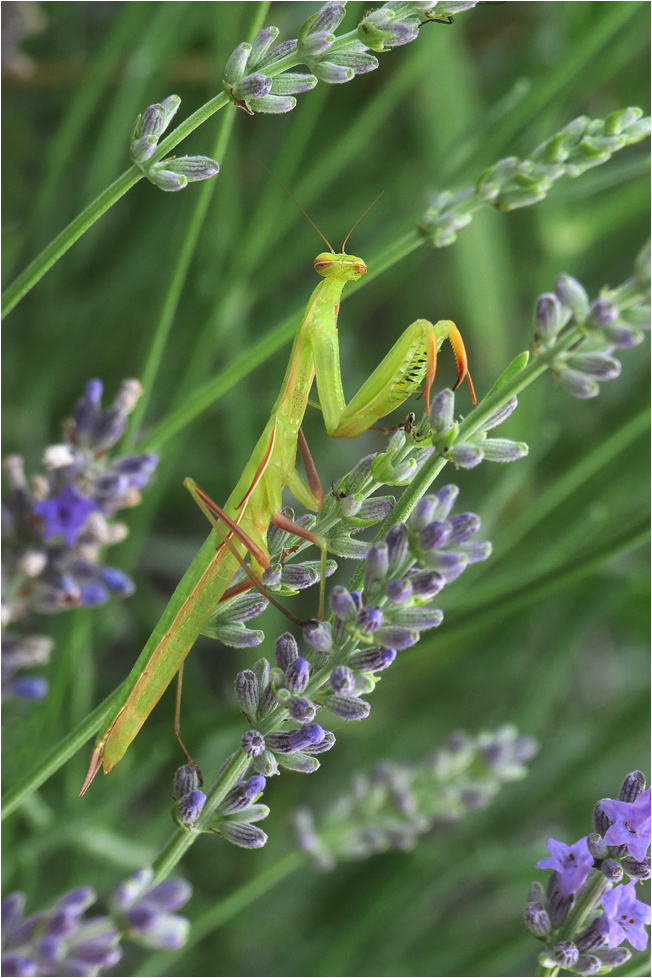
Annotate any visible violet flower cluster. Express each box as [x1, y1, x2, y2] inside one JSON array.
[[293, 725, 538, 869], [2, 379, 158, 703], [175, 476, 491, 849], [534, 243, 651, 400], [1, 870, 191, 977], [130, 3, 482, 190], [525, 771, 651, 976]]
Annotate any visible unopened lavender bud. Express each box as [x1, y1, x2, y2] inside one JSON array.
[[418, 520, 452, 553], [330, 586, 357, 621], [281, 564, 317, 589], [565, 353, 621, 380], [219, 821, 267, 849], [303, 620, 333, 653], [535, 292, 566, 344], [270, 73, 318, 96], [147, 168, 187, 192], [600, 858, 623, 882], [622, 855, 651, 880], [349, 647, 396, 672], [325, 694, 370, 721], [553, 942, 579, 969], [589, 298, 618, 327], [587, 833, 609, 860], [248, 27, 279, 67], [241, 730, 266, 757], [288, 697, 317, 723], [157, 156, 219, 183], [555, 274, 589, 321], [598, 948, 631, 968], [352, 496, 395, 526], [311, 61, 353, 84], [374, 625, 419, 650], [302, 730, 336, 754], [430, 389, 455, 433], [408, 496, 437, 532], [289, 723, 324, 751], [386, 578, 413, 604], [218, 775, 266, 814], [285, 657, 310, 694], [446, 513, 480, 545], [449, 443, 484, 468], [407, 569, 445, 599], [176, 790, 206, 828], [261, 562, 282, 587], [329, 665, 355, 694], [258, 681, 276, 717], [277, 751, 320, 773], [575, 955, 601, 976], [131, 134, 158, 165], [480, 396, 519, 432], [173, 764, 200, 800], [235, 669, 259, 716], [620, 769, 646, 801], [524, 902, 551, 937], [300, 31, 334, 57], [356, 606, 384, 634], [236, 73, 273, 101], [556, 366, 600, 399], [575, 920, 608, 953], [482, 438, 529, 462], [253, 749, 278, 777], [4, 454, 27, 489], [337, 493, 363, 519], [548, 887, 573, 928], [306, 3, 346, 34], [274, 632, 298, 671], [593, 799, 611, 836], [223, 42, 251, 85], [527, 881, 546, 904], [389, 607, 443, 631], [385, 523, 410, 573]]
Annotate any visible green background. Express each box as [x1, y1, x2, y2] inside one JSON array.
[[2, 2, 650, 975]]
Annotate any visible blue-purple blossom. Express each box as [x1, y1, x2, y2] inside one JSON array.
[[600, 789, 651, 862], [536, 836, 594, 896], [110, 869, 191, 950], [596, 882, 651, 951], [32, 486, 98, 546]]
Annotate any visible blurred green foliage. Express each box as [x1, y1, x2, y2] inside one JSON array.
[[2, 2, 650, 975]]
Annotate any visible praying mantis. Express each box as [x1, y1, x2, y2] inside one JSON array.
[[80, 218, 477, 795]]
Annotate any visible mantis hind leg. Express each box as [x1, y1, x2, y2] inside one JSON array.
[[173, 661, 203, 784]]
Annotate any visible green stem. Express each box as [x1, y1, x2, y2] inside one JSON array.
[[0, 683, 125, 822], [1, 166, 142, 319], [136, 850, 305, 976]]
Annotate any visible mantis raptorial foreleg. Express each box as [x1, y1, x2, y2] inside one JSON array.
[[310, 316, 476, 441]]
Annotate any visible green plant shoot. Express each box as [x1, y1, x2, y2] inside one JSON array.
[[80, 237, 477, 795]]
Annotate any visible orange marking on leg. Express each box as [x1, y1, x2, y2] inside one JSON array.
[[193, 485, 270, 568], [298, 428, 324, 510], [448, 322, 478, 406], [424, 325, 438, 417]]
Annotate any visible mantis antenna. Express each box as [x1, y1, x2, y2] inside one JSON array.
[[261, 164, 335, 254], [341, 192, 384, 253]]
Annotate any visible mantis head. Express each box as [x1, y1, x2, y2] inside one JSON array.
[[314, 252, 367, 282]]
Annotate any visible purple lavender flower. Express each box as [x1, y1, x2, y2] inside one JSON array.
[[175, 790, 207, 828], [218, 776, 266, 814], [110, 869, 191, 950], [600, 788, 651, 861], [596, 881, 651, 951], [32, 486, 98, 546], [536, 836, 594, 896]]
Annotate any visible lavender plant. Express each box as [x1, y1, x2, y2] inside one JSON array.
[[141, 724, 538, 974], [526, 772, 651, 977], [2, 380, 157, 704], [1, 870, 191, 977], [2, 1, 485, 315]]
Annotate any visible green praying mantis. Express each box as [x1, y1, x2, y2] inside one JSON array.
[[80, 215, 477, 796]]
